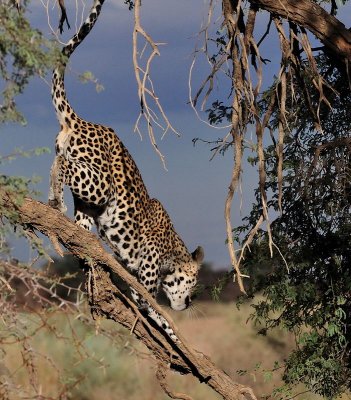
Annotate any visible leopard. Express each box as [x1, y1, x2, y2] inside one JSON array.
[[48, 0, 204, 341]]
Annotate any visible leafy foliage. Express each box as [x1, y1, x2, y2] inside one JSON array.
[[0, 147, 50, 251], [0, 0, 56, 254], [235, 56, 351, 398], [0, 0, 61, 123], [79, 70, 104, 93], [207, 101, 232, 126]]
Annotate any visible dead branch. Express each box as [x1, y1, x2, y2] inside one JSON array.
[[276, 30, 287, 215], [156, 366, 194, 400], [132, 0, 180, 168], [0, 189, 257, 400], [222, 0, 247, 294]]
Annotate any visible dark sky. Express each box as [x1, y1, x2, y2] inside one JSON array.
[[2, 0, 350, 268]]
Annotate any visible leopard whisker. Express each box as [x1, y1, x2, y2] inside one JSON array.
[[185, 303, 199, 320], [190, 303, 206, 319]]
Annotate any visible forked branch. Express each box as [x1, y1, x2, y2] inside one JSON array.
[[132, 0, 180, 167], [251, 0, 351, 64]]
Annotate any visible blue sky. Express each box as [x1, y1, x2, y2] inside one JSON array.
[[2, 0, 351, 268]]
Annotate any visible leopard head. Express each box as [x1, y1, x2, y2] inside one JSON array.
[[161, 246, 204, 311]]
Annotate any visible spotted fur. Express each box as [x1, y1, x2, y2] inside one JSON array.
[[48, 0, 204, 341]]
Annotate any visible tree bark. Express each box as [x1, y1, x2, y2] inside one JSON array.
[[0, 190, 257, 400], [251, 0, 351, 62]]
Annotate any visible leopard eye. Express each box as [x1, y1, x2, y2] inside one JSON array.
[[162, 265, 175, 276], [165, 269, 173, 276]]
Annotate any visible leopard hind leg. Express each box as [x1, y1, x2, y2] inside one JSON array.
[[49, 155, 111, 212]]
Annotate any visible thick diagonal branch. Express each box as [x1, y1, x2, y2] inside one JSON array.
[[0, 189, 257, 400], [251, 0, 351, 62]]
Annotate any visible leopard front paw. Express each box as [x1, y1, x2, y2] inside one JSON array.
[[48, 198, 67, 214]]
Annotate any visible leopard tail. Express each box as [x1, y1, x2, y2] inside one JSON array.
[[52, 0, 105, 127]]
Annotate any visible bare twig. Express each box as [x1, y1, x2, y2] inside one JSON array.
[[156, 366, 194, 400], [132, 0, 180, 167]]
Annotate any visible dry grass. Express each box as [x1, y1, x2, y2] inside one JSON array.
[[0, 301, 314, 400]]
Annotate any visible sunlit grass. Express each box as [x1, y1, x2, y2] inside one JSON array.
[[1, 301, 321, 399]]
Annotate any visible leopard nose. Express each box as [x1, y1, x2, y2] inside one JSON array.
[[185, 295, 190, 308]]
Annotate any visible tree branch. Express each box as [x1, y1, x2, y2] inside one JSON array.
[[0, 189, 257, 400], [250, 0, 351, 62]]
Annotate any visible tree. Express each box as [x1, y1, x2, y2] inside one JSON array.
[[232, 55, 351, 398], [192, 0, 351, 398]]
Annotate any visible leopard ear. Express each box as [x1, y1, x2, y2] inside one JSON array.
[[192, 246, 204, 265]]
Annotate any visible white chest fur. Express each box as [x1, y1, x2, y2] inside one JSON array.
[[56, 127, 72, 156]]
